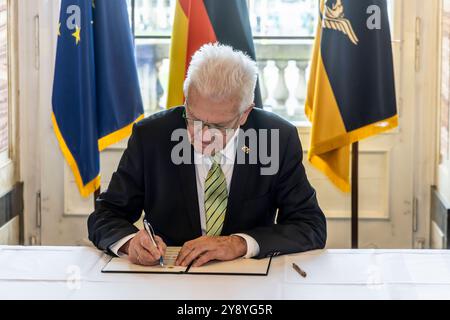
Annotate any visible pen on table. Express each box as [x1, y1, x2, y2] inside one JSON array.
[[143, 219, 164, 267], [292, 262, 307, 278]]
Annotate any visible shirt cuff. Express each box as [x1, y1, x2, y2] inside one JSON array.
[[232, 233, 260, 258], [109, 233, 137, 258]]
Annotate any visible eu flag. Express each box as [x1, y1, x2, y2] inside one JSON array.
[[306, 0, 398, 192], [52, 0, 144, 197]]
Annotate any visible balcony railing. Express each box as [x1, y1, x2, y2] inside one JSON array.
[[135, 40, 313, 126]]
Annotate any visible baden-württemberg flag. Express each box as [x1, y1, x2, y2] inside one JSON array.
[[52, 0, 144, 197], [167, 0, 262, 109], [306, 0, 398, 192]]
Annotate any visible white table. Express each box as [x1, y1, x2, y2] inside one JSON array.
[[1, 246, 450, 300]]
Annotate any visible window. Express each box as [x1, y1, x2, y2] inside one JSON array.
[[249, 0, 318, 37]]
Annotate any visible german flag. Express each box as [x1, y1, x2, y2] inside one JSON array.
[[306, 0, 398, 192], [167, 0, 262, 109]]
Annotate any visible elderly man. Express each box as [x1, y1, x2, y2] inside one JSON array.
[[88, 43, 326, 267]]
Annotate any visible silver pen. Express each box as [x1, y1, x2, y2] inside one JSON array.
[[143, 219, 164, 267]]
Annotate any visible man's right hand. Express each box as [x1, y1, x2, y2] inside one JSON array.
[[119, 230, 167, 266]]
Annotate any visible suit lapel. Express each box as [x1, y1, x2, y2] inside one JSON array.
[[177, 158, 202, 238], [222, 112, 255, 234], [173, 108, 202, 238]]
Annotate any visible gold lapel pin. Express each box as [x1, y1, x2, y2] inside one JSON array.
[[241, 146, 251, 154]]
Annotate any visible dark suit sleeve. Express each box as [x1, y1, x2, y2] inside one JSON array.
[[243, 127, 327, 258], [87, 124, 144, 254]]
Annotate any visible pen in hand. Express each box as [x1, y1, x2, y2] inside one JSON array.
[[143, 219, 164, 267], [292, 262, 307, 278]]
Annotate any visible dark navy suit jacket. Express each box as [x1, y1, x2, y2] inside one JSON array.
[[88, 107, 326, 258]]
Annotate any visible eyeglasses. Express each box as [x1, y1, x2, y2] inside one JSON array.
[[182, 104, 242, 133]]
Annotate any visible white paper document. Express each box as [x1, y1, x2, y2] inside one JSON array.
[[102, 246, 272, 276]]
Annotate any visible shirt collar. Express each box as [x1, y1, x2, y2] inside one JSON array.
[[194, 128, 239, 165]]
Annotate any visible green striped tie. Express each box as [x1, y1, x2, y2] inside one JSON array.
[[205, 155, 228, 236]]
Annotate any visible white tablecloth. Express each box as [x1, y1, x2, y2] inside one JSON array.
[[1, 246, 450, 300]]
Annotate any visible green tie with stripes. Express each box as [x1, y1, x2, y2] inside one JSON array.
[[205, 154, 228, 236]]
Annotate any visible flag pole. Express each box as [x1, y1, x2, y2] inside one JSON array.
[[351, 142, 359, 249], [94, 188, 100, 210]]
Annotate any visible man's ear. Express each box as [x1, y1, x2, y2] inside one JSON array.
[[239, 104, 255, 126]]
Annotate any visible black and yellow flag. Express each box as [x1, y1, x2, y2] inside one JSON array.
[[306, 0, 398, 192]]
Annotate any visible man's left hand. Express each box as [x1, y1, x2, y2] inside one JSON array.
[[175, 235, 247, 267]]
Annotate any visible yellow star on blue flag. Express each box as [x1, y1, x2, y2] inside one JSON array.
[[72, 26, 81, 44]]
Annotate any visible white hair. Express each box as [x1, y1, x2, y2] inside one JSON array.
[[183, 43, 258, 112]]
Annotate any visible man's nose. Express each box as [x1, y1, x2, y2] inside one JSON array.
[[202, 127, 214, 142]]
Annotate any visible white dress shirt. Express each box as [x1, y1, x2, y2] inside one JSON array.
[[109, 129, 260, 259]]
